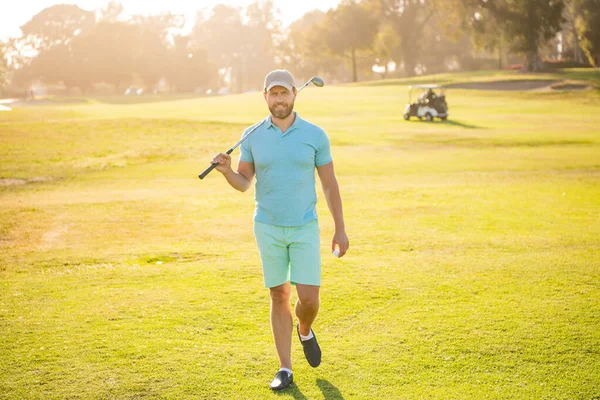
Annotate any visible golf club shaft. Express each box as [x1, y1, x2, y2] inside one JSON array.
[[297, 81, 311, 91], [198, 121, 263, 179], [198, 78, 320, 180]]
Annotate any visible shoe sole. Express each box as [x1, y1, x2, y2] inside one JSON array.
[[270, 381, 294, 391]]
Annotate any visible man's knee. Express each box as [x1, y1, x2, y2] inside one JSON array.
[[297, 287, 320, 310], [270, 283, 292, 304]]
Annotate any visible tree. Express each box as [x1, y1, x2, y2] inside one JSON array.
[[466, 4, 509, 68], [378, 0, 437, 76], [0, 42, 9, 93], [562, 0, 587, 63], [463, 0, 565, 71], [278, 10, 330, 81], [573, 0, 600, 66], [11, 4, 97, 92], [5, 37, 37, 90], [99, 0, 125, 23], [29, 44, 71, 91], [131, 13, 184, 88], [192, 2, 281, 92], [71, 21, 139, 91], [20, 4, 95, 52], [165, 35, 217, 92], [372, 22, 400, 78], [316, 0, 379, 82], [241, 0, 281, 91], [192, 5, 246, 90]]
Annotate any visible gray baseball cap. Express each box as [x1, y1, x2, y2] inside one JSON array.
[[264, 70, 295, 92]]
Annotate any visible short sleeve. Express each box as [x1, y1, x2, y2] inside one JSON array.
[[315, 130, 333, 167], [239, 127, 254, 163]]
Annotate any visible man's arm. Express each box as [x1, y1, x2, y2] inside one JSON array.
[[211, 153, 255, 192], [317, 161, 349, 257]]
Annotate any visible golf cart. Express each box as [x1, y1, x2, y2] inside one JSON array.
[[403, 84, 448, 121]]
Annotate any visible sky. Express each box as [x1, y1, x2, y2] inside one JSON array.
[[0, 0, 343, 40]]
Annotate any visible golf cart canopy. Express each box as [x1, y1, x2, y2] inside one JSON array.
[[407, 84, 446, 103]]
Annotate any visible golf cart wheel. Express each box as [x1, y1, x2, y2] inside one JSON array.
[[403, 114, 410, 120], [441, 116, 447, 121], [425, 113, 433, 122]]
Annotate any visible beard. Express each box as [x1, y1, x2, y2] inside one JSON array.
[[269, 101, 295, 119]]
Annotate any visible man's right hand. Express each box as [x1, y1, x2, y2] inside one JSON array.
[[211, 153, 232, 175]]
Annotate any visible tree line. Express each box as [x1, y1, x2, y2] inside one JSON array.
[[1, 0, 598, 96]]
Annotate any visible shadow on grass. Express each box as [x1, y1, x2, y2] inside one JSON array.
[[404, 119, 485, 129], [273, 383, 308, 400], [272, 379, 344, 399], [441, 119, 485, 129], [316, 379, 345, 400]]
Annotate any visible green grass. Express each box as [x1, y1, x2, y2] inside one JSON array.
[[1, 70, 599, 399]]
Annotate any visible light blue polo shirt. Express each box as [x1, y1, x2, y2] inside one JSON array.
[[240, 112, 332, 226]]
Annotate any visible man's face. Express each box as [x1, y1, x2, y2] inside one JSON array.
[[264, 86, 296, 119]]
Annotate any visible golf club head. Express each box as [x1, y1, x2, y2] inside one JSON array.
[[311, 77, 324, 87]]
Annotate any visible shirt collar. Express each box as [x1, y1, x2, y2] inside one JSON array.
[[266, 111, 302, 132]]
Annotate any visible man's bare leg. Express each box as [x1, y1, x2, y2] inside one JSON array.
[[269, 282, 293, 369], [295, 284, 320, 336]]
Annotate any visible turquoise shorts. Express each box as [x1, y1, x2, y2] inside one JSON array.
[[253, 220, 321, 288]]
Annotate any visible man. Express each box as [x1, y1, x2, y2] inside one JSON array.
[[210, 70, 349, 391], [425, 88, 436, 104]]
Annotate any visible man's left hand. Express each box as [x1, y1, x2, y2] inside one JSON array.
[[332, 231, 349, 258]]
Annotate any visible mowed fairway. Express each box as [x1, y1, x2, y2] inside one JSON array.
[[1, 71, 599, 399]]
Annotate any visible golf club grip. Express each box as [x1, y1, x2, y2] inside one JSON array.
[[198, 148, 234, 180], [198, 163, 217, 180]]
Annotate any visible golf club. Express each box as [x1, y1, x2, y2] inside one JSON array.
[[198, 76, 324, 180]]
